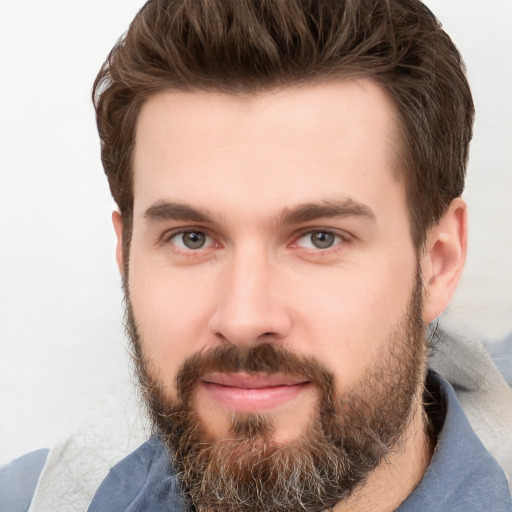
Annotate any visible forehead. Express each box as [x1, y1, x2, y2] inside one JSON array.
[[132, 79, 404, 223]]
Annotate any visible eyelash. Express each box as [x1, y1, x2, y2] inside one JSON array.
[[290, 228, 350, 252], [160, 227, 352, 254], [162, 228, 218, 251]]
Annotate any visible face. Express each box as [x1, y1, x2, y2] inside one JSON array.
[[119, 80, 429, 509]]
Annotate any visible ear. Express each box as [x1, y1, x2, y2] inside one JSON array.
[[112, 210, 124, 276], [421, 198, 467, 323]]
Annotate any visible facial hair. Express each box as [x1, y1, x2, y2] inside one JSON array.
[[125, 272, 427, 512]]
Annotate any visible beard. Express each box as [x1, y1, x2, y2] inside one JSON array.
[[124, 272, 427, 512]]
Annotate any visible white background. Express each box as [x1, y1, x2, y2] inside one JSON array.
[[1, 0, 511, 464]]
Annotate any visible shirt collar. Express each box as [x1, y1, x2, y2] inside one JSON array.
[[397, 371, 511, 511]]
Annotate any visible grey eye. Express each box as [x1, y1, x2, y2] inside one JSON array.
[[295, 230, 342, 250], [310, 231, 336, 249], [178, 231, 207, 249]]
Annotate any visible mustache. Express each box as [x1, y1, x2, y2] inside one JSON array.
[[175, 343, 335, 402]]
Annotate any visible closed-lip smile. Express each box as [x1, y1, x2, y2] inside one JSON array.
[[200, 372, 311, 412]]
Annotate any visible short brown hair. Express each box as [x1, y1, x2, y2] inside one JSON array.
[[93, 0, 474, 250]]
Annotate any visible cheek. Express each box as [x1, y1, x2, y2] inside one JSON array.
[[127, 254, 218, 386], [292, 258, 417, 387]]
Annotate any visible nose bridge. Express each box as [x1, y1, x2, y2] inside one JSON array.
[[209, 242, 290, 346]]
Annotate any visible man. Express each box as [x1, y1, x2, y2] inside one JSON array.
[[1, 0, 511, 510]]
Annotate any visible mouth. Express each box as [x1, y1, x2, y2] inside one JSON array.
[[200, 373, 311, 413]]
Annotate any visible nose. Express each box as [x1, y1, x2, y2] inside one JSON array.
[[208, 248, 292, 348]]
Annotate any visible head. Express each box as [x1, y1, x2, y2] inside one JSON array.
[[93, 1, 473, 510]]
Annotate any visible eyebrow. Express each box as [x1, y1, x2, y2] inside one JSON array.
[[144, 202, 214, 223], [143, 198, 376, 225], [279, 199, 376, 225]]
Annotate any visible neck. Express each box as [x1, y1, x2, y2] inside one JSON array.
[[333, 398, 434, 512]]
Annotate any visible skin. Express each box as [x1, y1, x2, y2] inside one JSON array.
[[113, 79, 467, 510]]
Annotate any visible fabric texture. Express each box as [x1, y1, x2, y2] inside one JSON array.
[[87, 437, 186, 512], [395, 372, 511, 511], [24, 398, 147, 512], [429, 318, 512, 485], [0, 449, 49, 512]]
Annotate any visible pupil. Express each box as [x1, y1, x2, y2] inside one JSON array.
[[312, 232, 334, 249], [183, 232, 205, 249]]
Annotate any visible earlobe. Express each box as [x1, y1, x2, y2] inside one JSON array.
[[421, 198, 467, 323], [112, 210, 124, 276]]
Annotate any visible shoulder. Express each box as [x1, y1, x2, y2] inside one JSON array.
[[87, 436, 187, 512], [0, 436, 176, 512], [428, 318, 512, 494], [0, 448, 49, 512], [398, 371, 511, 511]]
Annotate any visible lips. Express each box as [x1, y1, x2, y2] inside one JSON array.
[[202, 372, 309, 388], [200, 373, 311, 412]]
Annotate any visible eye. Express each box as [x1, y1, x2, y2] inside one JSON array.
[[168, 230, 211, 250], [296, 230, 343, 249]]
